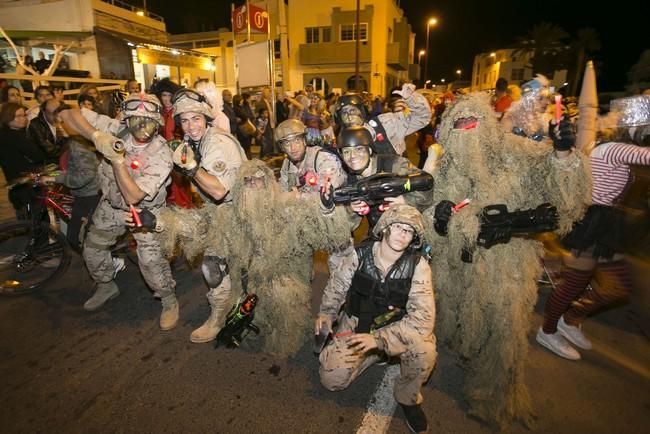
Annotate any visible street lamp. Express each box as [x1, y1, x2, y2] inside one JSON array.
[[441, 78, 446, 83], [456, 69, 462, 80], [418, 49, 425, 85], [425, 79, 431, 89], [424, 17, 438, 87]]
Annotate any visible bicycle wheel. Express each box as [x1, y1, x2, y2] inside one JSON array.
[[0, 221, 70, 295]]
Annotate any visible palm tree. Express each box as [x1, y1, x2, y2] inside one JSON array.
[[569, 28, 601, 96], [513, 22, 570, 78]]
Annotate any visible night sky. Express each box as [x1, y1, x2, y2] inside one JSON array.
[[148, 0, 647, 92]]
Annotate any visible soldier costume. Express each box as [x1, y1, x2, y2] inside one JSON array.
[[155, 160, 351, 357], [276, 119, 346, 196], [170, 88, 248, 343], [334, 83, 431, 155], [81, 93, 177, 330], [317, 204, 436, 434], [424, 92, 591, 428]]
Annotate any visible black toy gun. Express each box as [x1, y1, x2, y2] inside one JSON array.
[[333, 172, 433, 206], [215, 293, 260, 348], [462, 203, 558, 262]]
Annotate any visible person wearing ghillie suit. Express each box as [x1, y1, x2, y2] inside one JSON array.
[[422, 92, 591, 428], [140, 159, 351, 358]]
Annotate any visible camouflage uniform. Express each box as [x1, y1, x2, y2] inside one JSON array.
[[83, 134, 174, 295], [368, 85, 432, 155], [279, 146, 346, 196], [319, 205, 437, 405], [192, 126, 247, 204]]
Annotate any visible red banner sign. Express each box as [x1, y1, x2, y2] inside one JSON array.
[[232, 3, 269, 34]]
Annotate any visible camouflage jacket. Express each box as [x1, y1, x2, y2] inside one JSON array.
[[279, 146, 347, 197]]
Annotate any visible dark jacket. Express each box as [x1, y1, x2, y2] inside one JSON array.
[[223, 102, 238, 135], [0, 127, 47, 183], [27, 111, 65, 164]]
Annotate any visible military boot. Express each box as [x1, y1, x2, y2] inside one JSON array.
[[160, 294, 179, 331], [84, 281, 120, 311], [190, 303, 223, 343]]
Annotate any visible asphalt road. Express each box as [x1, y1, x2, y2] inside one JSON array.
[[0, 248, 649, 434]]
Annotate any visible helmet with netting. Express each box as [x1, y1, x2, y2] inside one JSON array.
[[333, 93, 369, 126]]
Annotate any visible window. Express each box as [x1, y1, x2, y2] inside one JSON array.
[[274, 39, 281, 59], [340, 23, 368, 42], [511, 68, 524, 81], [322, 27, 331, 42], [306, 27, 319, 43]]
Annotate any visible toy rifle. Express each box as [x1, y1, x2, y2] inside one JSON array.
[[215, 293, 260, 348], [462, 203, 559, 262], [333, 172, 433, 206]]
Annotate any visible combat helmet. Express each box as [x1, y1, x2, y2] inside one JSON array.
[[334, 93, 369, 126], [274, 119, 307, 145], [172, 88, 214, 122], [372, 204, 425, 248], [121, 92, 163, 126]]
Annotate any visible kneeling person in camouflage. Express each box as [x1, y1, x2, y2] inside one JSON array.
[[315, 204, 436, 434]]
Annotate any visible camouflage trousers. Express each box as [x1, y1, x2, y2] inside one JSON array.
[[83, 200, 175, 298], [319, 313, 437, 405]]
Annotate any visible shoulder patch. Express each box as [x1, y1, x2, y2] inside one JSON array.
[[213, 160, 227, 172], [369, 119, 378, 127]]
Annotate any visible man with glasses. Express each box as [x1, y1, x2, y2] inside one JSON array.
[[315, 204, 436, 434], [170, 88, 248, 344], [58, 93, 178, 330], [275, 119, 346, 199]]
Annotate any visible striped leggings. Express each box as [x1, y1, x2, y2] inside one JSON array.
[[542, 260, 632, 334]]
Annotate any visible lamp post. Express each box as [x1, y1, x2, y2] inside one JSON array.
[[424, 17, 437, 86], [418, 49, 425, 85], [425, 79, 431, 89], [456, 69, 462, 81]]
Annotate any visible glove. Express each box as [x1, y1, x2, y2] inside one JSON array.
[[92, 130, 124, 164], [548, 115, 575, 151], [320, 183, 335, 213], [392, 83, 415, 100], [434, 200, 455, 236], [173, 143, 199, 177], [138, 208, 157, 231]]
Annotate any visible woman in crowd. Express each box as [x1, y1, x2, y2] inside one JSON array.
[[0, 103, 47, 219]]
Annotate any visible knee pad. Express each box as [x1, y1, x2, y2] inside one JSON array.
[[202, 256, 229, 288]]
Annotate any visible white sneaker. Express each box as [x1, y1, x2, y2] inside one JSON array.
[[112, 256, 126, 278], [536, 328, 581, 360], [557, 316, 592, 350]]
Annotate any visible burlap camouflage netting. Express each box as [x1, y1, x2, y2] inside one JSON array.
[[157, 160, 350, 357], [422, 92, 591, 429]]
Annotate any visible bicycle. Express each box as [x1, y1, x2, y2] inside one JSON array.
[[0, 170, 136, 295]]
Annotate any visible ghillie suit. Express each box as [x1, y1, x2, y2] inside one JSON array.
[[422, 93, 591, 428], [158, 160, 350, 358]]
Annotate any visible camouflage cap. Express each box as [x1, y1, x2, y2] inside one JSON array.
[[372, 204, 425, 247], [122, 92, 163, 126]]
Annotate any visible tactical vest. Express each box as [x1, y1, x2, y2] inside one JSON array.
[[345, 241, 420, 333], [368, 117, 396, 155]]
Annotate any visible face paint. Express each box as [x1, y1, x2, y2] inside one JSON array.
[[127, 116, 158, 143]]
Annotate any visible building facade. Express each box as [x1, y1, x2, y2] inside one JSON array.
[[168, 0, 416, 97], [471, 49, 568, 92], [0, 0, 216, 90]]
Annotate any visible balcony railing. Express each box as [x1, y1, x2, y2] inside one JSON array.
[[98, 0, 164, 22]]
